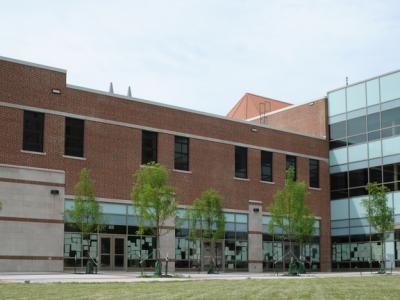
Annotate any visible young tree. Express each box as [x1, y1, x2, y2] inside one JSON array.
[[362, 183, 395, 273], [67, 168, 103, 271], [187, 189, 225, 273], [268, 167, 315, 271], [131, 162, 178, 275]]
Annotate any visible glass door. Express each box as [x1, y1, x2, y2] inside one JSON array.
[[114, 238, 125, 269], [99, 236, 126, 270]]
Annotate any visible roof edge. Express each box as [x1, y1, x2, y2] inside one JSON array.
[[0, 56, 67, 73]]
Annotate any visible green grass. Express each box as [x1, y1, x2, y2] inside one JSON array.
[[1, 276, 400, 300]]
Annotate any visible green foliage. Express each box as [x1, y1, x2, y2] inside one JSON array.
[[362, 183, 394, 241], [131, 162, 177, 238], [67, 168, 103, 235], [268, 167, 315, 244], [187, 189, 225, 241]]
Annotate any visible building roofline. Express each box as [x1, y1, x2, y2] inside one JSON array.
[[244, 92, 292, 105], [327, 68, 400, 94], [67, 84, 326, 140], [246, 97, 327, 122], [0, 55, 324, 140], [0, 56, 67, 73]]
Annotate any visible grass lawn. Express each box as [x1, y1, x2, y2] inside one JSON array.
[[1, 276, 400, 300]]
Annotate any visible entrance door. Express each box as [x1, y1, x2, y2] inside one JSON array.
[[100, 236, 126, 270]]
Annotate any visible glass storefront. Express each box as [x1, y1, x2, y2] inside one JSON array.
[[262, 216, 320, 271], [175, 209, 248, 272], [64, 199, 157, 271]]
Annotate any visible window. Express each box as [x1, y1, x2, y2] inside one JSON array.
[[369, 166, 382, 183], [309, 159, 320, 188], [286, 155, 297, 180], [347, 116, 366, 136], [235, 146, 247, 179], [349, 169, 368, 188], [23, 110, 44, 152], [330, 172, 348, 190], [142, 131, 158, 164], [367, 112, 380, 132], [329, 121, 346, 140], [65, 117, 84, 157], [175, 136, 189, 171], [261, 151, 273, 182], [381, 107, 400, 128]]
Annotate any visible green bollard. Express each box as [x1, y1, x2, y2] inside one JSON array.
[[154, 260, 162, 277], [85, 260, 93, 274]]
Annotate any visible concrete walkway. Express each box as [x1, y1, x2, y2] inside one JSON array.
[[0, 271, 399, 283]]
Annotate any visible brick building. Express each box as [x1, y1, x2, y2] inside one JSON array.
[[0, 56, 331, 272]]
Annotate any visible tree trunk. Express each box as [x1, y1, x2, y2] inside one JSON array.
[[381, 234, 385, 272], [210, 239, 215, 271]]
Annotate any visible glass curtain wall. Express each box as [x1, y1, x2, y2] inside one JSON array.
[[328, 70, 400, 270]]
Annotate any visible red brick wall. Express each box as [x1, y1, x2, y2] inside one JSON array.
[[0, 58, 331, 271], [252, 99, 328, 138]]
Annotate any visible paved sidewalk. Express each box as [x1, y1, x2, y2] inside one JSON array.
[[0, 271, 399, 283]]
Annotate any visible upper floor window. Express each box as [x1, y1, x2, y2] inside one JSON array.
[[142, 130, 157, 164], [286, 155, 297, 180], [175, 136, 189, 171], [261, 151, 273, 182], [309, 159, 320, 188], [235, 146, 247, 179], [65, 117, 84, 157], [23, 110, 44, 152]]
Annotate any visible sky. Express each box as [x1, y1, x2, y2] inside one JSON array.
[[1, 0, 400, 116]]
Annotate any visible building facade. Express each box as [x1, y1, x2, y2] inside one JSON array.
[[328, 71, 400, 270], [3, 56, 398, 273]]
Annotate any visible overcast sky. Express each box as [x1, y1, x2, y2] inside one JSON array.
[[1, 1, 400, 115]]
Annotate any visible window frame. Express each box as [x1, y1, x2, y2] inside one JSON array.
[[309, 159, 320, 188], [261, 151, 273, 182], [64, 117, 85, 157], [141, 130, 158, 164], [235, 146, 248, 179], [174, 136, 189, 171], [22, 110, 45, 153], [286, 155, 297, 180]]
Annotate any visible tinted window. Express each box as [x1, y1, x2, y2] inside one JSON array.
[[142, 131, 158, 164], [309, 159, 319, 188], [330, 172, 348, 190], [367, 112, 380, 132], [349, 169, 368, 188], [348, 134, 367, 145], [329, 121, 346, 140], [383, 164, 394, 183], [286, 155, 297, 180], [23, 110, 44, 152], [261, 151, 273, 182], [349, 187, 368, 197], [65, 117, 84, 157], [174, 136, 189, 171], [381, 107, 400, 128], [368, 131, 381, 141], [330, 139, 347, 150], [369, 166, 382, 183], [347, 116, 366, 136], [331, 190, 348, 200], [235, 146, 247, 178]]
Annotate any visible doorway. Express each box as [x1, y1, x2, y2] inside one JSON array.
[[99, 235, 126, 270]]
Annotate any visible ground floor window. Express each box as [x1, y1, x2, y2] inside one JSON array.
[[331, 231, 400, 270]]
